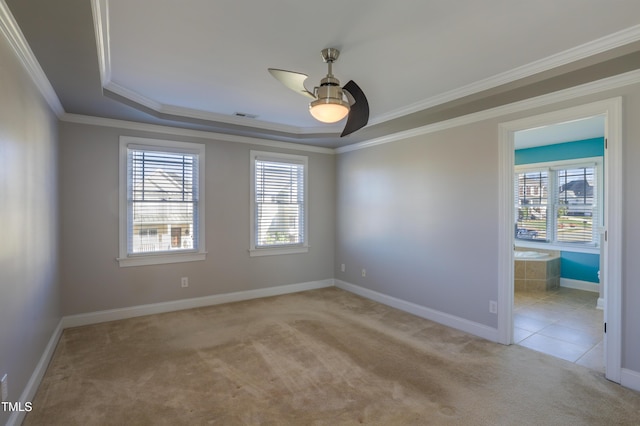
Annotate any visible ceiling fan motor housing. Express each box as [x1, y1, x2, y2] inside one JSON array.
[[313, 76, 349, 105], [313, 48, 349, 108], [309, 75, 351, 123]]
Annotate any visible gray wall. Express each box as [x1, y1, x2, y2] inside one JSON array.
[[0, 33, 60, 425], [58, 122, 335, 315], [335, 85, 640, 374], [622, 88, 640, 373], [4, 6, 640, 405], [336, 122, 500, 327]]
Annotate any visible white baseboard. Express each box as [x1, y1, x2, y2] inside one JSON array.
[[6, 320, 64, 426], [334, 280, 499, 342], [9, 279, 333, 425], [560, 279, 602, 310], [560, 278, 599, 293], [7, 279, 334, 426], [621, 368, 640, 393], [14, 276, 638, 425], [62, 279, 334, 329]]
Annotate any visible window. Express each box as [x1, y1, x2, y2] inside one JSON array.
[[118, 137, 206, 267], [515, 158, 601, 247], [516, 170, 549, 241], [250, 151, 308, 256]]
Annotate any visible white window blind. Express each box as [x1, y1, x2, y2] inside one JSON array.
[[127, 147, 199, 254], [515, 161, 600, 246], [516, 170, 549, 241], [554, 166, 597, 244], [254, 156, 305, 249]]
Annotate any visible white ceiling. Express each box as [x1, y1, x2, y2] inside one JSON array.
[[101, 0, 640, 135], [514, 115, 606, 150], [6, 0, 640, 147]]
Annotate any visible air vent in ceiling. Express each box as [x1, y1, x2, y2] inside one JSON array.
[[233, 112, 258, 119]]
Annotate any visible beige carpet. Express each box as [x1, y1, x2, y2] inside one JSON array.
[[24, 287, 640, 425]]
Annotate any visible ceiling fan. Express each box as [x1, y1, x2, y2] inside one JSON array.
[[268, 48, 369, 137]]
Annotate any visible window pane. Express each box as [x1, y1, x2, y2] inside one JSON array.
[[556, 166, 596, 243], [556, 209, 594, 243], [128, 149, 197, 254], [255, 159, 305, 247], [516, 171, 548, 241], [256, 204, 302, 245]]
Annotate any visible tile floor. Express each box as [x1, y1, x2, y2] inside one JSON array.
[[514, 287, 604, 372]]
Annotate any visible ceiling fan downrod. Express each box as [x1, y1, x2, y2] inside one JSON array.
[[311, 48, 350, 121]]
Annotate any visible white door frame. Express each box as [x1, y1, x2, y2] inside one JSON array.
[[497, 97, 622, 383]]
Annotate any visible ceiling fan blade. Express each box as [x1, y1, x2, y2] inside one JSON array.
[[341, 80, 369, 137], [268, 68, 316, 99]]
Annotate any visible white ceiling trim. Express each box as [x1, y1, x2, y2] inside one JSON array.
[[91, 0, 340, 136], [91, 0, 640, 135], [59, 112, 335, 154], [103, 80, 340, 135], [368, 24, 640, 127], [59, 68, 640, 157], [103, 80, 162, 111], [90, 0, 110, 86], [336, 69, 640, 154], [0, 0, 64, 116]]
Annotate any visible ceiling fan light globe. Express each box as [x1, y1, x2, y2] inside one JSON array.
[[309, 99, 350, 123]]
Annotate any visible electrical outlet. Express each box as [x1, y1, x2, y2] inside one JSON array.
[[1, 374, 8, 401], [489, 301, 498, 314], [181, 277, 189, 288], [341, 263, 345, 272], [361, 268, 366, 277]]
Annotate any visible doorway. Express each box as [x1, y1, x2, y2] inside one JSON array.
[[512, 117, 605, 370], [497, 98, 622, 383]]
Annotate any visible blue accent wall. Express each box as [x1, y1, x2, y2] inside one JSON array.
[[560, 251, 600, 283], [515, 137, 604, 284], [515, 137, 604, 165]]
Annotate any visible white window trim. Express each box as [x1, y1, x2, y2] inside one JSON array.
[[514, 156, 603, 253], [117, 136, 207, 267], [249, 150, 309, 257]]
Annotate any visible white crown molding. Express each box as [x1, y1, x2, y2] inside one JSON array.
[[103, 80, 340, 135], [336, 69, 640, 154], [103, 80, 163, 111], [0, 0, 64, 117], [92, 0, 339, 136], [370, 24, 640, 126], [93, 0, 640, 136], [8, 0, 637, 143], [60, 112, 335, 154], [91, 0, 110, 86], [159, 98, 312, 134]]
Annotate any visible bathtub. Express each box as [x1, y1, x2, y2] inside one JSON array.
[[514, 249, 560, 291], [514, 250, 549, 259]]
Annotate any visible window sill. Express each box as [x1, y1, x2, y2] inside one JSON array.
[[249, 246, 308, 257], [515, 241, 599, 254], [117, 251, 207, 267]]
